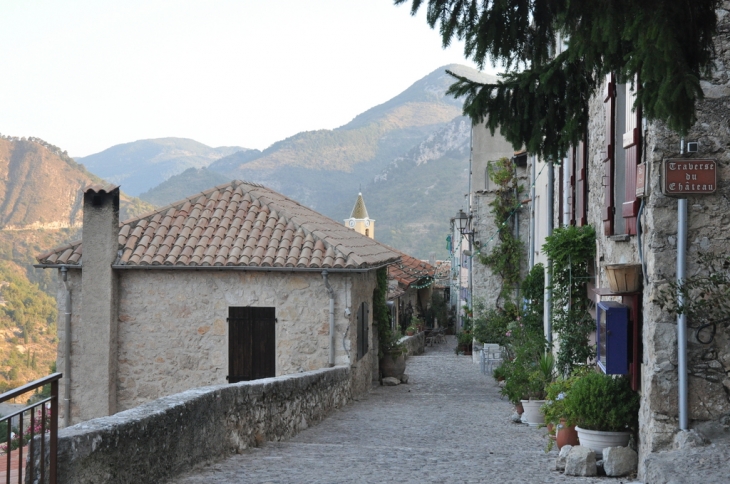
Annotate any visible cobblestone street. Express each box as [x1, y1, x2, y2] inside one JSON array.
[[174, 338, 612, 483]]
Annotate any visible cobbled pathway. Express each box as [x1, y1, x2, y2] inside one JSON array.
[[174, 337, 613, 483]]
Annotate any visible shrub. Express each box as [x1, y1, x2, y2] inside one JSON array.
[[563, 372, 639, 432]]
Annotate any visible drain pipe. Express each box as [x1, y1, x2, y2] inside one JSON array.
[[322, 270, 335, 367], [677, 140, 689, 430], [61, 267, 72, 427]]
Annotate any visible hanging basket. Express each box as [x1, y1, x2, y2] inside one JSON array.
[[604, 263, 642, 292]]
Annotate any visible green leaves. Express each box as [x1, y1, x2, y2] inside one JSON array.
[[397, 0, 721, 158]]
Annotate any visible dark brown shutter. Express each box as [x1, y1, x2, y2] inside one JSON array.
[[602, 74, 616, 236], [558, 157, 564, 227], [576, 139, 588, 226], [569, 145, 576, 226], [357, 302, 369, 360], [228, 306, 275, 382], [622, 77, 641, 235]]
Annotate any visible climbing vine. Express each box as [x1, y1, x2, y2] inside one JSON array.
[[478, 157, 523, 307], [542, 225, 596, 374]]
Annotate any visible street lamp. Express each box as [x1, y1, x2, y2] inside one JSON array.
[[456, 209, 470, 236]]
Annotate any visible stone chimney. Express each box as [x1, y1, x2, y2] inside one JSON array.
[[77, 184, 120, 421]]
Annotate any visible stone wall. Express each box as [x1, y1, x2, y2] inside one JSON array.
[[46, 367, 350, 484], [57, 268, 377, 424], [583, 3, 730, 478], [401, 331, 425, 357]]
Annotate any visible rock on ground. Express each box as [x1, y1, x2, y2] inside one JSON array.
[[382, 377, 400, 386], [556, 445, 572, 471], [603, 446, 638, 477], [565, 446, 597, 477]]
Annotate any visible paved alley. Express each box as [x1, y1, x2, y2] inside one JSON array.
[[173, 338, 608, 484]]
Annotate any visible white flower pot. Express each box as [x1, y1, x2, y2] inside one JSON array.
[[520, 399, 546, 427], [575, 426, 631, 456]]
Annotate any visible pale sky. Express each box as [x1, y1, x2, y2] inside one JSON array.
[[0, 0, 496, 157]]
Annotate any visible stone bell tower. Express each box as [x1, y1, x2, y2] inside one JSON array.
[[344, 192, 374, 239]]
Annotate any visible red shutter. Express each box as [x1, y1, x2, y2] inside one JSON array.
[[622, 77, 641, 235], [569, 146, 576, 225], [602, 74, 615, 236], [576, 139, 588, 226]]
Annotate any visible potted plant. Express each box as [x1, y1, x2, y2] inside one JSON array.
[[405, 325, 417, 336], [540, 368, 590, 450], [563, 372, 639, 455], [456, 330, 473, 355], [520, 352, 555, 427], [379, 329, 407, 379]]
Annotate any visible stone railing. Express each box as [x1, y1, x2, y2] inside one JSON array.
[[401, 331, 425, 356], [39, 367, 350, 484]]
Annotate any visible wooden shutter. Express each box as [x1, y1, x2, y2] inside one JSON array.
[[558, 157, 564, 227], [576, 139, 588, 226], [357, 302, 369, 360], [228, 307, 275, 382], [602, 74, 616, 236], [622, 78, 641, 235], [569, 146, 576, 226]]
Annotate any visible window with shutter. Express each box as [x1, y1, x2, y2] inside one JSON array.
[[357, 301, 369, 360], [569, 146, 577, 226], [228, 306, 275, 383], [602, 74, 616, 236], [576, 140, 588, 226], [622, 78, 641, 234]]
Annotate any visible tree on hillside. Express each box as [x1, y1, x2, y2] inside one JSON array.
[[395, 0, 720, 159]]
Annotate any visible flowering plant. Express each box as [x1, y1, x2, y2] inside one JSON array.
[[0, 407, 51, 454]]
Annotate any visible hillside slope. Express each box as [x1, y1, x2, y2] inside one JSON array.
[[0, 135, 154, 390], [75, 138, 250, 196], [139, 167, 233, 206], [349, 116, 472, 258]]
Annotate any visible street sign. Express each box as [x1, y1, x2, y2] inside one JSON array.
[[636, 163, 647, 197], [662, 159, 717, 197]]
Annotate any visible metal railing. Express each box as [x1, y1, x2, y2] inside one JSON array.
[[0, 373, 61, 484]]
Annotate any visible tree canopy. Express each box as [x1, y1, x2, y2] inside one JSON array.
[[395, 0, 720, 159]]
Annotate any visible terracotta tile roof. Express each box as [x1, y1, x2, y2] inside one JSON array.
[[37, 181, 400, 270], [349, 193, 369, 219], [388, 252, 435, 288]]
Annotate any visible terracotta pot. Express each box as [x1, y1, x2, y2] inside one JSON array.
[[556, 419, 579, 449], [380, 352, 406, 379], [514, 402, 524, 415], [406, 330, 415, 336]]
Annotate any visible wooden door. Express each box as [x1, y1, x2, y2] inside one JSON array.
[[228, 307, 275, 383]]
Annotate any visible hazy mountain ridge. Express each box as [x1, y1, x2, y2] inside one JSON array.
[[75, 137, 251, 196], [139, 167, 233, 207]]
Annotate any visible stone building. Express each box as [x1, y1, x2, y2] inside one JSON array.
[[36, 181, 399, 425], [467, 4, 730, 477], [387, 252, 435, 332]]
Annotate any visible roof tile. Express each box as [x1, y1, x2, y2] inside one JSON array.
[[37, 181, 400, 270]]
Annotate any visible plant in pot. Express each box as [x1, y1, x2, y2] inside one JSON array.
[[379, 328, 407, 380], [520, 352, 555, 427], [540, 367, 591, 451], [456, 330, 473, 355], [405, 325, 417, 336], [562, 372, 639, 456]]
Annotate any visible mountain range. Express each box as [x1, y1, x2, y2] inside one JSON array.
[[0, 64, 497, 389]]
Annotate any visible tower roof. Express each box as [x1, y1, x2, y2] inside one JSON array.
[[349, 192, 369, 219]]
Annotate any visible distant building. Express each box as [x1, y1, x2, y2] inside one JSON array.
[[344, 192, 374, 239]]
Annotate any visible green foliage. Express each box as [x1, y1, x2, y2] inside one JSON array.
[[563, 373, 639, 432], [397, 0, 720, 159], [542, 225, 596, 374], [374, 267, 405, 356], [478, 157, 523, 306], [540, 366, 593, 427], [498, 318, 550, 403], [656, 252, 730, 344]]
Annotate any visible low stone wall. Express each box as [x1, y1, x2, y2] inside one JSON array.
[[44, 367, 351, 484], [401, 332, 425, 356]]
